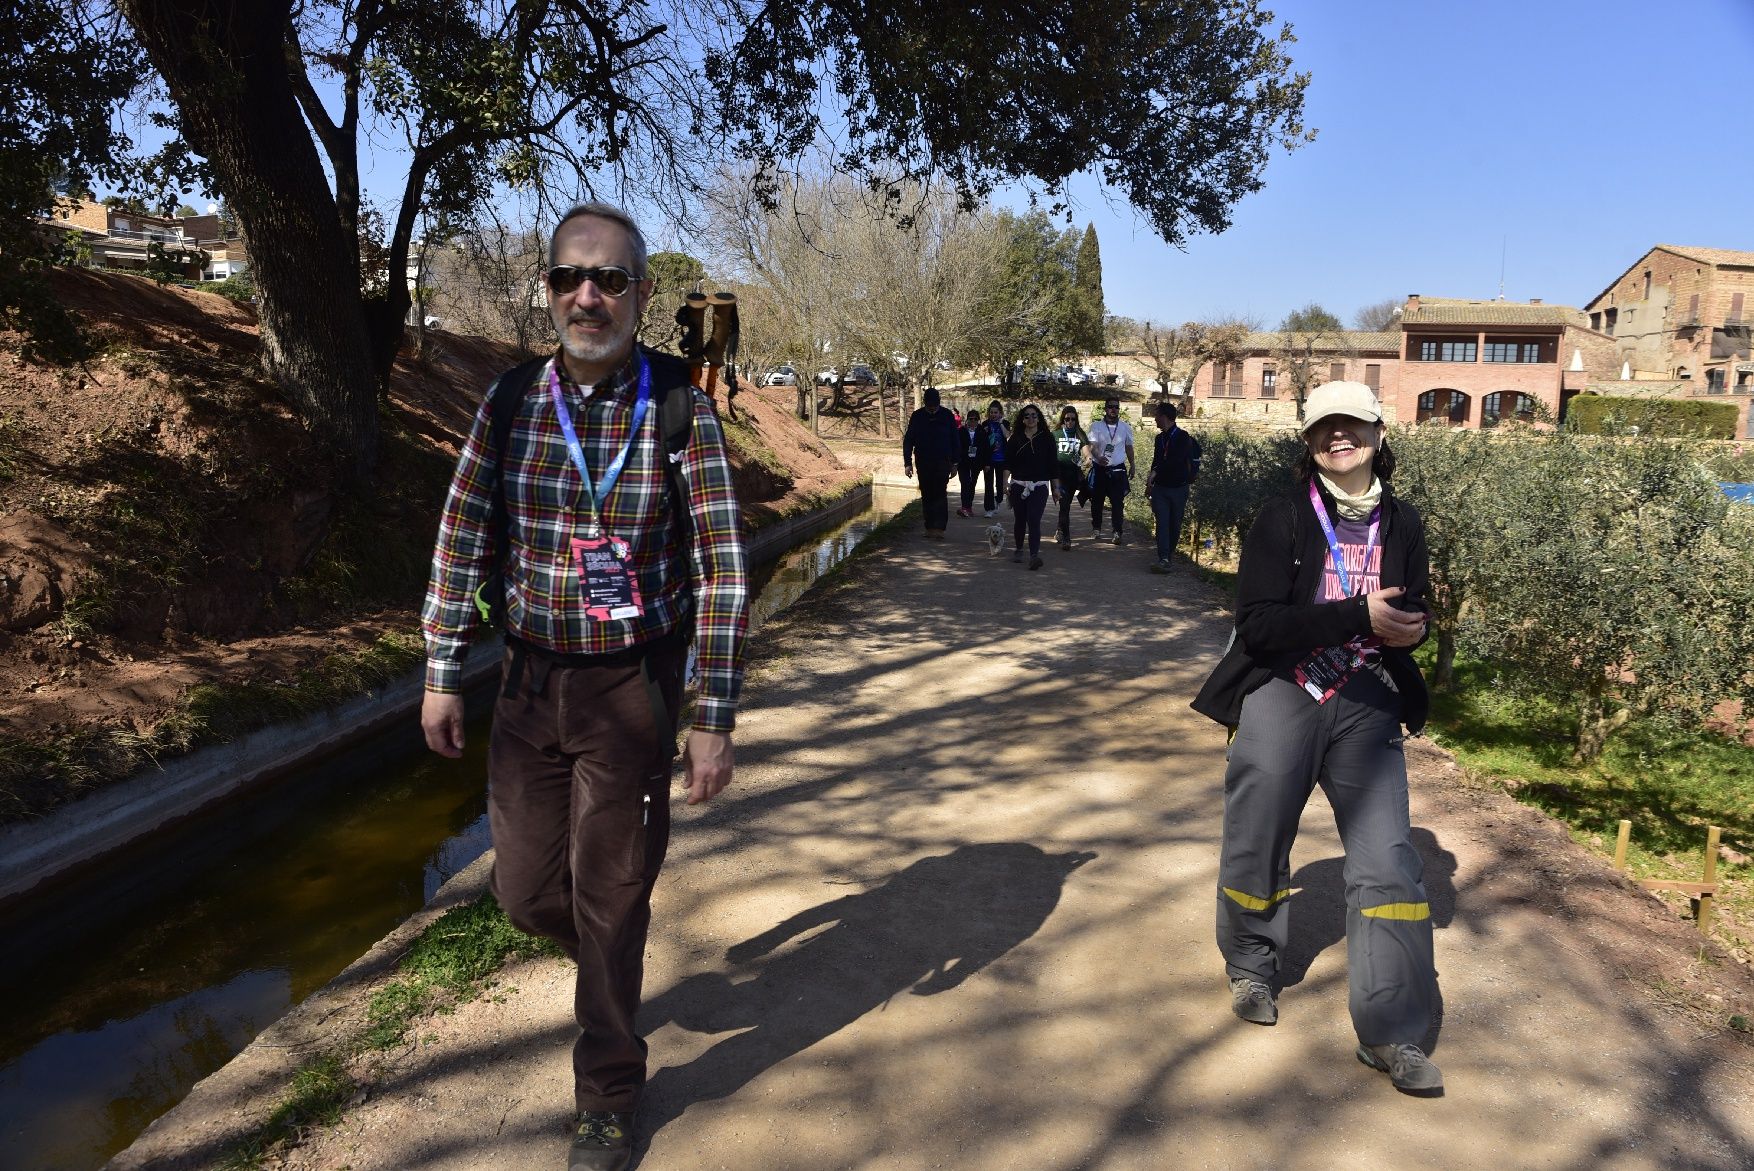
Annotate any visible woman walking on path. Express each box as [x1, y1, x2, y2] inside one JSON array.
[[1190, 381, 1444, 1096], [1052, 405, 1090, 550], [981, 399, 1010, 516], [1146, 401, 1202, 572], [956, 409, 985, 518], [1004, 403, 1059, 569]]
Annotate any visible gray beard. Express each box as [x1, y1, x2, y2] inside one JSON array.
[[555, 314, 636, 370]]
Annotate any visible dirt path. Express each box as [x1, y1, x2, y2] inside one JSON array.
[[208, 491, 1754, 1170]]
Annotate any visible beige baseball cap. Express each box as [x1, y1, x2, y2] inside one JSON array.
[[1302, 381, 1383, 433]]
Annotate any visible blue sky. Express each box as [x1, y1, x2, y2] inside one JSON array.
[[1032, 0, 1754, 329]]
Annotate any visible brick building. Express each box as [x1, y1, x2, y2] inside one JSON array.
[[1202, 331, 1401, 424], [43, 197, 248, 283], [1582, 245, 1754, 439], [1395, 296, 1613, 427], [1191, 298, 1617, 430]]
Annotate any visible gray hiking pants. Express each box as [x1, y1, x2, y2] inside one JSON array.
[[1216, 673, 1436, 1046]]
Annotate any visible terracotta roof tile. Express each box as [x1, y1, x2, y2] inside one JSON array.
[[1238, 330, 1401, 353], [1401, 299, 1585, 327], [1657, 244, 1754, 267]]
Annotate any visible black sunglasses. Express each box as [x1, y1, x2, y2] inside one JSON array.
[[546, 264, 641, 297]]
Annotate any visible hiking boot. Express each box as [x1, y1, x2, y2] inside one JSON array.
[[569, 1110, 635, 1170], [1029, 555, 1043, 570], [1356, 1043, 1444, 1096], [1229, 978, 1277, 1025], [1150, 559, 1171, 574], [1012, 547, 1024, 563]]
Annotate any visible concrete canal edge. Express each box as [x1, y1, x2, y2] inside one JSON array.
[[0, 480, 872, 909]]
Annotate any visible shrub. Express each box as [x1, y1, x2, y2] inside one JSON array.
[[1567, 394, 1737, 439]]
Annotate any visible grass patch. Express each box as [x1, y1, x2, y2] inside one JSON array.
[[0, 632, 426, 825], [1416, 645, 1754, 949], [222, 894, 559, 1169]]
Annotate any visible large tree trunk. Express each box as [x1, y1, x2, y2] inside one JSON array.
[[122, 0, 379, 479]]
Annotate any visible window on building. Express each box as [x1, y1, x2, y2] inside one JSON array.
[[1642, 271, 1651, 299], [1736, 370, 1752, 393], [1260, 366, 1277, 397], [1706, 368, 1726, 394], [1589, 312, 1601, 332], [1604, 308, 1618, 334], [1329, 362, 1345, 383], [1416, 389, 1470, 425], [1481, 391, 1537, 426], [1732, 293, 1745, 323], [1364, 364, 1381, 391], [1482, 341, 1544, 363], [1415, 339, 1477, 362]]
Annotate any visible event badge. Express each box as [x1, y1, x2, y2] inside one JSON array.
[[570, 535, 645, 621], [1294, 643, 1365, 705]]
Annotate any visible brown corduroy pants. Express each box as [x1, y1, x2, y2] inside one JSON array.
[[486, 634, 686, 1112]]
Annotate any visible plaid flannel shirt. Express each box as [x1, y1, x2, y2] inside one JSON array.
[[421, 349, 749, 733]]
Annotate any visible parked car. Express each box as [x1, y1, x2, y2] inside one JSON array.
[[763, 364, 800, 387], [815, 367, 839, 385], [844, 364, 878, 386]]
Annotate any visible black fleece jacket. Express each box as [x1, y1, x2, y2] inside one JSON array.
[[1190, 479, 1432, 732]]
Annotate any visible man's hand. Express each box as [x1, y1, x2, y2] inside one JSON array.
[[681, 728, 734, 804], [421, 690, 466, 758], [1366, 586, 1428, 648], [903, 465, 915, 479]]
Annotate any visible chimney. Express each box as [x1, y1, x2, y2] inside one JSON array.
[[1406, 295, 1421, 310]]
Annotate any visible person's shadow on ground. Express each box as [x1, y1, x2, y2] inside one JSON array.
[[1279, 827, 1457, 1051], [635, 843, 1094, 1146]]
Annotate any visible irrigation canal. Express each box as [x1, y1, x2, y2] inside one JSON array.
[[0, 499, 901, 1171]]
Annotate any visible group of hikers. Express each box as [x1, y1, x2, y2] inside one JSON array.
[[419, 199, 1444, 1170], [902, 390, 1205, 572]]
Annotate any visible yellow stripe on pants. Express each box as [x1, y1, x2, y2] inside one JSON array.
[[1360, 901, 1430, 921], [1223, 887, 1293, 912]]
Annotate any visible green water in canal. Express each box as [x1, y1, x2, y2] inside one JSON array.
[[0, 504, 891, 1171]]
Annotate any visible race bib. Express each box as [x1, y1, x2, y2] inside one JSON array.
[[570, 535, 645, 621], [1293, 643, 1365, 704]]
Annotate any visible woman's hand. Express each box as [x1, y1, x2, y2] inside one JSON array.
[[1366, 586, 1428, 648]]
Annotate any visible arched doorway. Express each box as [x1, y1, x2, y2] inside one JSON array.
[[1481, 391, 1538, 426], [1416, 389, 1470, 425]]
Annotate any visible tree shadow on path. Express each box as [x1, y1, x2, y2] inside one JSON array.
[[636, 843, 1094, 1147]]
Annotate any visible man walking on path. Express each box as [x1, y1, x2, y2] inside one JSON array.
[[1146, 401, 1201, 572], [419, 202, 749, 1171], [904, 387, 960, 538], [1088, 396, 1135, 544]]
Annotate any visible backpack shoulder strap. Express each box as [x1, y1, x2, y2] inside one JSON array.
[[639, 347, 699, 545], [474, 355, 547, 626]]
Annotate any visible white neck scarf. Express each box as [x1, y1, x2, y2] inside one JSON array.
[[1317, 473, 1382, 521]]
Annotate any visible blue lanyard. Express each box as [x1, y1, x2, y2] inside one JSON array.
[[1308, 479, 1379, 598], [548, 356, 651, 535]]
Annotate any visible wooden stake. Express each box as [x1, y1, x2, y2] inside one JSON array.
[[1699, 826, 1721, 936], [1613, 819, 1632, 872]]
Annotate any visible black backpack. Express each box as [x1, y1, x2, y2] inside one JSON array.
[[472, 347, 697, 626]]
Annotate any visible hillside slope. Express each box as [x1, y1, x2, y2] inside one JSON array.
[[0, 270, 857, 822]]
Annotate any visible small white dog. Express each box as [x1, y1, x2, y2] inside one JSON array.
[[986, 522, 1006, 556]]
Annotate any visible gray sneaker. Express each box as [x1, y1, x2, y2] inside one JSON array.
[[1012, 547, 1023, 563], [1112, 532, 1127, 546], [1356, 1042, 1444, 1096], [1150, 559, 1171, 574], [1229, 977, 1277, 1025]]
